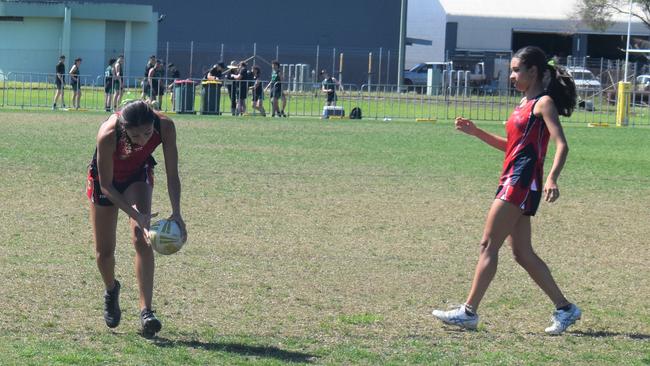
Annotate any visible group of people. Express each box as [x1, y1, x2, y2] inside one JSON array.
[[140, 55, 181, 108], [204, 60, 288, 117], [52, 55, 84, 110], [87, 46, 582, 339]]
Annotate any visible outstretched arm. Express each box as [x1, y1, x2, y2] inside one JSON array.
[[455, 117, 507, 151]]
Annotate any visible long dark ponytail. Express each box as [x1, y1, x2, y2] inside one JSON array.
[[513, 46, 576, 117]]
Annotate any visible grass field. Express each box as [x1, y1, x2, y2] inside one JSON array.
[[0, 110, 649, 365]]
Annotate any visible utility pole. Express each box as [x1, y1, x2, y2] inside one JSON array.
[[397, 0, 407, 92]]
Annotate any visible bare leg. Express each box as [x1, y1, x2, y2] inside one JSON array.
[[124, 182, 154, 311], [509, 216, 570, 307], [90, 203, 119, 290], [465, 199, 523, 311]]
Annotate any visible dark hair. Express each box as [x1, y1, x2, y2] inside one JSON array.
[[59, 55, 65, 59], [513, 46, 576, 117], [217, 62, 225, 69], [75, 57, 82, 62], [108, 58, 116, 66], [252, 65, 261, 74], [118, 100, 158, 129], [272, 60, 280, 67]]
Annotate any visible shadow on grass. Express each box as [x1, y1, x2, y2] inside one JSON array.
[[152, 337, 317, 363], [570, 330, 650, 340]]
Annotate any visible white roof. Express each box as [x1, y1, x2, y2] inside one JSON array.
[[438, 0, 643, 23]]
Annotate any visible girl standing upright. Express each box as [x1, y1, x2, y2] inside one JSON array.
[[432, 46, 581, 335]]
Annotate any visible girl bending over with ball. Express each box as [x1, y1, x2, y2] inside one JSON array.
[[432, 46, 581, 335], [86, 100, 187, 338]]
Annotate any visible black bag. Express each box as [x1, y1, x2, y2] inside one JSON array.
[[350, 107, 362, 119]]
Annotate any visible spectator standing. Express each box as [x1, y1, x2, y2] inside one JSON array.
[[53, 55, 66, 110], [113, 55, 124, 109], [70, 57, 82, 110], [104, 58, 116, 112], [251, 66, 266, 116]]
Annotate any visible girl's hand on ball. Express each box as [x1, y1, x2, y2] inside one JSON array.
[[170, 213, 187, 243]]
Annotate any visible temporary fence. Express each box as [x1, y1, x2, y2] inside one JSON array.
[[2, 71, 650, 126]]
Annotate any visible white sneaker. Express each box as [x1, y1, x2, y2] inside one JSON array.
[[432, 304, 479, 330], [545, 304, 581, 335]]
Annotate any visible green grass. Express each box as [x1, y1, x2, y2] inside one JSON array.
[[0, 110, 649, 365]]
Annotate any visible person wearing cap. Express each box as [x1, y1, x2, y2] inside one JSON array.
[[53, 55, 66, 110], [70, 57, 83, 109]]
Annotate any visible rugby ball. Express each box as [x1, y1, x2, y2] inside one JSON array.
[[149, 219, 184, 255]]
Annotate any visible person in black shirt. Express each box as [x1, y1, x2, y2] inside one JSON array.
[[251, 66, 266, 116], [142, 55, 156, 100], [70, 57, 82, 109], [53, 55, 66, 110], [104, 58, 116, 111], [206, 63, 225, 80], [229, 61, 251, 115]]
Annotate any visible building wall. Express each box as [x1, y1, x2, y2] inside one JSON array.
[[0, 1, 157, 80], [76, 0, 402, 85], [0, 17, 62, 75], [407, 0, 650, 69], [406, 0, 446, 66]]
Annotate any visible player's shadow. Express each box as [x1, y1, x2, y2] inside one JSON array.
[[152, 337, 317, 363], [569, 330, 650, 340]]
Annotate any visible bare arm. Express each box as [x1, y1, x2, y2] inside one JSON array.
[[159, 114, 187, 242], [535, 96, 569, 203], [455, 117, 507, 151]]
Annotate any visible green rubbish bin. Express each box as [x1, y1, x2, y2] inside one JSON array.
[[173, 80, 196, 114], [201, 80, 221, 115]]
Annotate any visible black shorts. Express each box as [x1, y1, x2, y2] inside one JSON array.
[[113, 80, 122, 91], [326, 92, 337, 103], [270, 84, 282, 99], [86, 157, 156, 206], [71, 80, 80, 92], [104, 79, 113, 94], [55, 78, 64, 90], [252, 88, 263, 102]]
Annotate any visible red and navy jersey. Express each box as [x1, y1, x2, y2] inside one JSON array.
[[90, 115, 162, 183], [499, 96, 549, 192]]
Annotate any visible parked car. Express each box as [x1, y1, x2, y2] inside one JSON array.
[[566, 67, 601, 93], [403, 62, 453, 93]]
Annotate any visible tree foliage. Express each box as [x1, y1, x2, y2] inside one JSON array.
[[577, 0, 650, 30]]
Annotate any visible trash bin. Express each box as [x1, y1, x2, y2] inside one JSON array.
[[201, 80, 221, 115], [174, 80, 195, 114]]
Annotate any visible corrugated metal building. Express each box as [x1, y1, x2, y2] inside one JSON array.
[[10, 0, 402, 86], [407, 0, 650, 66]]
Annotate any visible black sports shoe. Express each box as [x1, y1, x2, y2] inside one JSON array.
[[140, 309, 162, 338], [103, 280, 121, 328]]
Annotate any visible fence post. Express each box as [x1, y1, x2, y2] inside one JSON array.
[[253, 43, 257, 67], [378, 47, 383, 87], [315, 45, 320, 83], [189, 40, 194, 79], [386, 50, 391, 85], [276, 45, 279, 61]]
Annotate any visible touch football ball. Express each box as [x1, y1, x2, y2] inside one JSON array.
[[149, 219, 184, 255]]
